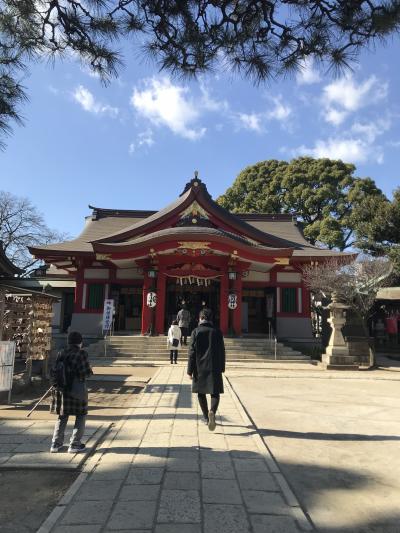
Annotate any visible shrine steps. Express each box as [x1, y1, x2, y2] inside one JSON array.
[[87, 335, 312, 365]]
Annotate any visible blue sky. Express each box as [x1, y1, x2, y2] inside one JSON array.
[[1, 38, 400, 238]]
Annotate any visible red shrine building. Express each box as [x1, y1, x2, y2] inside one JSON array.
[[30, 178, 342, 341]]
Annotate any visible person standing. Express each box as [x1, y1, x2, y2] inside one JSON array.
[[187, 308, 225, 431], [50, 331, 93, 453], [177, 303, 191, 345], [167, 319, 181, 364]]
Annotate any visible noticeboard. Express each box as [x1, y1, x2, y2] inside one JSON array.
[[0, 341, 16, 404]]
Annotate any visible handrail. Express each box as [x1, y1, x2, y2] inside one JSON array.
[[103, 317, 115, 357]]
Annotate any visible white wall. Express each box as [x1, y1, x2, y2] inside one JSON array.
[[276, 317, 313, 338]]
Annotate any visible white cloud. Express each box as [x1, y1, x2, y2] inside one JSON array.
[[233, 94, 291, 133], [131, 78, 206, 140], [293, 117, 390, 164], [351, 118, 390, 143], [321, 75, 388, 125], [129, 130, 155, 154], [296, 58, 321, 85], [73, 85, 119, 117], [324, 75, 387, 111], [266, 96, 292, 121], [295, 138, 373, 163], [324, 107, 348, 126], [199, 82, 228, 112], [237, 113, 263, 132]]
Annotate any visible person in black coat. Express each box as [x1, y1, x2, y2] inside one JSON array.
[[187, 308, 225, 431]]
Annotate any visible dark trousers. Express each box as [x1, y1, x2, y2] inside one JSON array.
[[198, 393, 220, 419], [170, 350, 178, 363], [180, 327, 188, 345]]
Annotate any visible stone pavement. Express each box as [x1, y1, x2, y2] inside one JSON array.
[[38, 366, 314, 533], [0, 419, 108, 469]]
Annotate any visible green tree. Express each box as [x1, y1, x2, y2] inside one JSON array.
[[1, 1, 400, 145], [217, 157, 385, 250], [353, 188, 400, 272]]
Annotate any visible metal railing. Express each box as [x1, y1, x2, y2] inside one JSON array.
[[267, 322, 278, 360], [103, 318, 115, 358]]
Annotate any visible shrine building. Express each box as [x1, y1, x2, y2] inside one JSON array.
[[30, 177, 344, 341]]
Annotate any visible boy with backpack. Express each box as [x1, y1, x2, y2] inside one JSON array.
[[50, 331, 93, 453]]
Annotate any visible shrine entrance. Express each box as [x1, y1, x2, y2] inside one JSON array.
[[165, 279, 220, 332], [242, 287, 276, 334]]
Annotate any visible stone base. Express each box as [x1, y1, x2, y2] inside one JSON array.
[[323, 363, 360, 371], [322, 352, 371, 369]]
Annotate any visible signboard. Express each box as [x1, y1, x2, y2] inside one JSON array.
[[102, 299, 115, 333], [228, 293, 238, 310], [0, 341, 16, 404], [147, 292, 157, 308]]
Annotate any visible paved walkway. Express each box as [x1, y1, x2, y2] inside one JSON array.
[[39, 366, 314, 533], [0, 419, 108, 469]]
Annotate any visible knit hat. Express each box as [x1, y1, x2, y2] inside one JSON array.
[[68, 331, 83, 345]]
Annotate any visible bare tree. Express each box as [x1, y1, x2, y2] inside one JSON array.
[[0, 190, 66, 274], [302, 257, 393, 338]]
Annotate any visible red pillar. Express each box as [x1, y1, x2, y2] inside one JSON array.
[[141, 274, 152, 335], [74, 265, 84, 312], [233, 273, 243, 336], [302, 285, 311, 317], [155, 271, 166, 335], [220, 272, 228, 335]]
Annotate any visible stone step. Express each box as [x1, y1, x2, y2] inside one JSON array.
[[105, 353, 304, 360], [89, 358, 313, 366]]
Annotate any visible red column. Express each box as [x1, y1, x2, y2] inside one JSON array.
[[155, 272, 166, 335], [302, 285, 311, 317], [233, 273, 243, 336], [74, 265, 84, 312], [220, 272, 228, 335], [141, 274, 152, 335]]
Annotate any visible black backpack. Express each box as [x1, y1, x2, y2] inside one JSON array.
[[51, 351, 74, 392]]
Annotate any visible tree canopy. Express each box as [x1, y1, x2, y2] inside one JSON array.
[[352, 188, 400, 271], [217, 157, 386, 251], [0, 190, 66, 274], [1, 1, 400, 145]]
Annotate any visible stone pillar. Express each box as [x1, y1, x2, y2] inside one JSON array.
[[322, 293, 351, 368], [233, 273, 243, 336], [220, 273, 228, 335], [155, 272, 166, 335]]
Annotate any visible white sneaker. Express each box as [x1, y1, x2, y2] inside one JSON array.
[[50, 444, 62, 453], [208, 411, 216, 432]]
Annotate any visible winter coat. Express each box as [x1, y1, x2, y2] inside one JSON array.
[[187, 321, 225, 394], [167, 325, 182, 350], [177, 308, 191, 328], [50, 345, 93, 416]]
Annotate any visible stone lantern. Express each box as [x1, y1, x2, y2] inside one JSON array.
[[322, 293, 351, 368]]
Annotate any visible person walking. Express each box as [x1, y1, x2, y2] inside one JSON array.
[[50, 331, 93, 453], [167, 319, 181, 364], [177, 303, 191, 345], [187, 308, 225, 431]]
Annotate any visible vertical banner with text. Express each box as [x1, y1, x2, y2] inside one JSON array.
[[102, 299, 115, 333]]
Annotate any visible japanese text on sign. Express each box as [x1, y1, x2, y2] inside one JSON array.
[[102, 299, 114, 332], [147, 292, 157, 308], [228, 293, 238, 310]]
